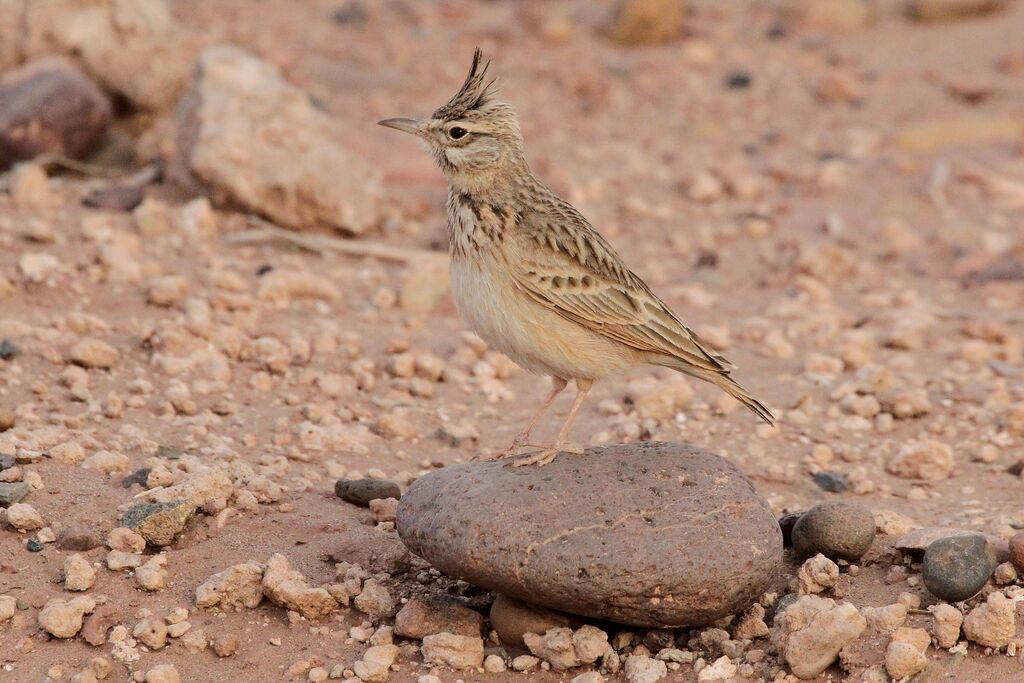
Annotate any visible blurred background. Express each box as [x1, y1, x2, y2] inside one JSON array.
[[4, 0, 1024, 265], [2, 1, 1024, 680]]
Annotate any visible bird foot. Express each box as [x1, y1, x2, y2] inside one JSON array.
[[471, 449, 512, 462], [472, 441, 539, 462], [510, 443, 584, 467]]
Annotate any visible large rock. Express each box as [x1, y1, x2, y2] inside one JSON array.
[[397, 442, 783, 627], [177, 45, 383, 235], [0, 57, 110, 170]]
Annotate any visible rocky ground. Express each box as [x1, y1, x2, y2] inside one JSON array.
[[2, 0, 1024, 681]]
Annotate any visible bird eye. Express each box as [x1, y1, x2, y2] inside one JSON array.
[[448, 127, 468, 140]]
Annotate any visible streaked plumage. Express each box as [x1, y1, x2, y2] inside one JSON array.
[[380, 50, 773, 466]]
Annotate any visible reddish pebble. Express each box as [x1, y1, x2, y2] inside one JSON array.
[[1009, 533, 1024, 573]]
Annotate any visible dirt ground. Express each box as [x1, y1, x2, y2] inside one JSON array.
[[2, 0, 1024, 681]]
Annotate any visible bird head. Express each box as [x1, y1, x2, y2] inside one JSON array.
[[379, 49, 524, 192]]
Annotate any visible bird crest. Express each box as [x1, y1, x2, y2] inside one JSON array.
[[433, 48, 499, 121]]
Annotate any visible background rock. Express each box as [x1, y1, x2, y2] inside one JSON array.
[[604, 0, 685, 46], [0, 57, 110, 170], [398, 442, 784, 627], [177, 45, 383, 235], [22, 0, 195, 109], [0, 0, 23, 71], [780, 0, 878, 31]]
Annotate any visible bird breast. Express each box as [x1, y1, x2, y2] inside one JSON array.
[[449, 252, 640, 380]]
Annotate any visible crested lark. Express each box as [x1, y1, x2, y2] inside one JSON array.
[[381, 50, 773, 466]]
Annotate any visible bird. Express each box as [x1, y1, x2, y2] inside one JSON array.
[[380, 49, 773, 467]]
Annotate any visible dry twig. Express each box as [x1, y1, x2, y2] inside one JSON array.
[[225, 217, 445, 265]]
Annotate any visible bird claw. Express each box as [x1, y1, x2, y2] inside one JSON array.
[[510, 448, 559, 467], [471, 451, 506, 462], [472, 440, 532, 462], [509, 443, 584, 467], [558, 442, 585, 455]]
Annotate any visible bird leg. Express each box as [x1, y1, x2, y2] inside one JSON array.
[[473, 377, 568, 461], [512, 378, 593, 467]]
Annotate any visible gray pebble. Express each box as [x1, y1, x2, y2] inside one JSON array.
[[121, 468, 151, 489], [0, 481, 30, 507], [57, 525, 101, 551], [923, 534, 995, 602], [792, 501, 876, 561], [778, 511, 802, 547], [121, 499, 196, 547], [812, 471, 847, 493], [770, 593, 799, 625], [335, 478, 401, 507]]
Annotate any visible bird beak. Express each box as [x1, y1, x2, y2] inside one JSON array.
[[377, 117, 424, 135]]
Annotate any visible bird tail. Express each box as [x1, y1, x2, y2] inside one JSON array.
[[657, 359, 776, 425]]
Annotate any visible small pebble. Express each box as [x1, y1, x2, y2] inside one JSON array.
[[725, 71, 752, 89], [334, 479, 401, 507], [811, 471, 848, 493], [0, 339, 17, 360]]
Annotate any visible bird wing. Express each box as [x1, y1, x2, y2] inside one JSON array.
[[509, 205, 732, 374]]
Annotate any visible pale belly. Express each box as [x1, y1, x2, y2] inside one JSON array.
[[449, 256, 638, 380]]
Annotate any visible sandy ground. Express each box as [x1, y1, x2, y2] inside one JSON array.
[[2, 0, 1024, 681]]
